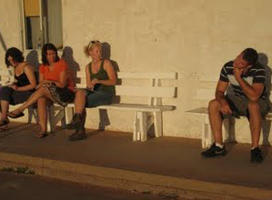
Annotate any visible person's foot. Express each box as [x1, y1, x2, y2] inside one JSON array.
[[0, 118, 10, 127], [66, 114, 83, 130], [251, 147, 263, 163], [201, 143, 226, 157], [8, 111, 25, 119], [69, 129, 86, 141], [0, 126, 8, 132], [35, 131, 49, 138]]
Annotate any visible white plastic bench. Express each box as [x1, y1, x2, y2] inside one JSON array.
[[186, 80, 272, 148], [50, 71, 177, 141]]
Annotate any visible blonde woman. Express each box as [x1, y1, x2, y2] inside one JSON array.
[[67, 40, 116, 141]]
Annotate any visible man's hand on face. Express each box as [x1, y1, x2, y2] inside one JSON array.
[[233, 67, 244, 81]]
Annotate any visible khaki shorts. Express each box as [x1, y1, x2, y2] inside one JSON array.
[[222, 94, 270, 119]]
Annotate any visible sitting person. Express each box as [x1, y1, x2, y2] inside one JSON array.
[[0, 47, 37, 131], [8, 43, 75, 138], [201, 48, 269, 163], [67, 40, 116, 141]]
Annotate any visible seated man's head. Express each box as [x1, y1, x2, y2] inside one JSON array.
[[233, 48, 258, 69]]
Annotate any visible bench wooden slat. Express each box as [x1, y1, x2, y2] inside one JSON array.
[[67, 103, 175, 112], [76, 71, 177, 79], [75, 85, 176, 98]]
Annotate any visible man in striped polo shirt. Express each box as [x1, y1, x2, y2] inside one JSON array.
[[201, 48, 269, 163]]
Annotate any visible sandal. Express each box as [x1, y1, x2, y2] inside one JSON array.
[[0, 118, 10, 127], [8, 111, 25, 119], [35, 131, 49, 138], [0, 126, 8, 132]]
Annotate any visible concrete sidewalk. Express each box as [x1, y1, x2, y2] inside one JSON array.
[[0, 122, 272, 200]]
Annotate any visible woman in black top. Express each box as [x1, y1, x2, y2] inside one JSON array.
[[0, 47, 37, 130]]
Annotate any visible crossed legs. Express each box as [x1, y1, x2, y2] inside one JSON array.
[[10, 86, 54, 115]]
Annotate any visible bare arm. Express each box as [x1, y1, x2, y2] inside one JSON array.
[[234, 67, 264, 101], [85, 64, 92, 89], [215, 80, 232, 114], [53, 70, 67, 88], [92, 60, 116, 86]]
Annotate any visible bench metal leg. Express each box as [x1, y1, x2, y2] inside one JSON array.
[[154, 111, 162, 137]]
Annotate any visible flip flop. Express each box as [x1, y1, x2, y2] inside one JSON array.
[[35, 132, 49, 139], [0, 126, 8, 132], [0, 119, 10, 127], [8, 111, 25, 119]]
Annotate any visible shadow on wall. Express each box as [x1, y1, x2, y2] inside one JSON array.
[[0, 31, 7, 52], [99, 42, 120, 131], [258, 53, 271, 146], [26, 50, 40, 80], [61, 46, 80, 84], [26, 50, 40, 71]]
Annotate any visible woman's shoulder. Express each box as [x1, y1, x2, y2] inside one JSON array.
[[57, 59, 68, 66], [56, 59, 69, 70], [103, 59, 113, 69], [23, 63, 35, 72]]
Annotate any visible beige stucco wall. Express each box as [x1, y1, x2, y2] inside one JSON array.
[[0, 1, 22, 60], [1, 0, 272, 143]]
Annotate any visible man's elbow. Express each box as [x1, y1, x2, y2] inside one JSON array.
[[249, 95, 260, 102], [111, 79, 117, 85]]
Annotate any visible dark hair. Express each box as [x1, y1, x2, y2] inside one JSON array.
[[5, 47, 24, 67], [41, 43, 60, 65], [242, 48, 258, 65]]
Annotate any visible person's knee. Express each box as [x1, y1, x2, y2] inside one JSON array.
[[208, 99, 220, 111], [76, 89, 86, 98], [35, 86, 48, 94], [37, 97, 47, 105], [248, 101, 260, 112]]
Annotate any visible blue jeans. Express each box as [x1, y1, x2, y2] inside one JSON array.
[[85, 90, 114, 108]]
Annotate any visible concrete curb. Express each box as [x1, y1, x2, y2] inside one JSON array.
[[0, 151, 271, 200]]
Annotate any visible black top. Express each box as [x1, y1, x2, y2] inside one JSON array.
[[15, 72, 30, 87]]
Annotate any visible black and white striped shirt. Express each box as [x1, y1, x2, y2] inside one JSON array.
[[220, 61, 266, 99]]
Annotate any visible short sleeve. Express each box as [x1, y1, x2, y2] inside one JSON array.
[[58, 60, 68, 72], [219, 65, 229, 82], [253, 67, 266, 84], [39, 65, 46, 74]]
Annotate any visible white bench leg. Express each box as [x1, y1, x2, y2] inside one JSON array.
[[47, 105, 55, 133], [223, 118, 230, 143], [65, 106, 74, 125], [133, 112, 139, 141], [154, 111, 162, 137], [133, 112, 148, 142], [27, 107, 39, 124], [139, 112, 147, 142], [202, 115, 213, 148]]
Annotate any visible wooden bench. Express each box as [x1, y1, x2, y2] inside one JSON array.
[[186, 80, 272, 148], [50, 71, 177, 141]]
